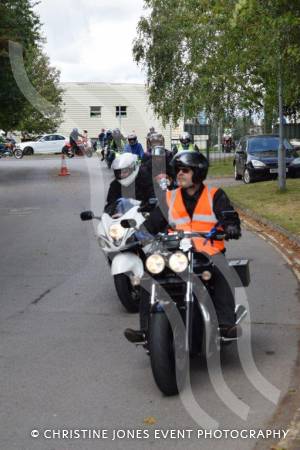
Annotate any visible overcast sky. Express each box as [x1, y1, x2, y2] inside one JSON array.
[[35, 0, 147, 83]]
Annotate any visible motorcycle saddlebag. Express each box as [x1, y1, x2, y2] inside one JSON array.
[[228, 259, 250, 287]]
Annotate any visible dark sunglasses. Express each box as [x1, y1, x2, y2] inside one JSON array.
[[176, 166, 192, 174]]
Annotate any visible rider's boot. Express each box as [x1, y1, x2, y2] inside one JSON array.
[[124, 328, 145, 343]]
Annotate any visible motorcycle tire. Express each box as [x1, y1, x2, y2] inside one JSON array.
[[62, 146, 73, 158], [85, 149, 93, 158], [149, 312, 179, 396], [13, 149, 23, 159], [23, 146, 34, 155], [113, 274, 140, 313]]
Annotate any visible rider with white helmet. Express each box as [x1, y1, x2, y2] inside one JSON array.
[[112, 153, 139, 187], [104, 153, 155, 215]]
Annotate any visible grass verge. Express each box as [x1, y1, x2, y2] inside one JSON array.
[[208, 158, 234, 177], [224, 179, 300, 236]]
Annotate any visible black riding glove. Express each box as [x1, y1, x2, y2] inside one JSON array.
[[224, 224, 241, 240]]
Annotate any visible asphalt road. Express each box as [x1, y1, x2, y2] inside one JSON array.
[[0, 156, 299, 450]]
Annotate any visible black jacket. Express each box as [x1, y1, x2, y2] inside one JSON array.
[[141, 150, 174, 180]]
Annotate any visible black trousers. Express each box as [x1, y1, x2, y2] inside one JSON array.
[[139, 264, 236, 332], [211, 264, 236, 326], [70, 138, 79, 154]]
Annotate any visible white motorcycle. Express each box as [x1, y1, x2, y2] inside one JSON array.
[[80, 199, 150, 312]]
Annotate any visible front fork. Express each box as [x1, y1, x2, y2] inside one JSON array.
[[149, 251, 194, 353], [185, 250, 194, 352]]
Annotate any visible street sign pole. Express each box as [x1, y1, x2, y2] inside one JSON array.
[[278, 71, 286, 191]]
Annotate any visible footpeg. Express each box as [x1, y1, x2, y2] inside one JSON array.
[[135, 341, 147, 347], [220, 336, 239, 343]]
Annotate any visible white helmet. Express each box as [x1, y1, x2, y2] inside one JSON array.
[[179, 132, 192, 145], [112, 153, 139, 187]]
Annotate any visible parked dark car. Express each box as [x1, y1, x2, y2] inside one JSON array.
[[234, 135, 300, 183]]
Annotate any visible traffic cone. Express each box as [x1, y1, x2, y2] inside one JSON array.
[[58, 154, 70, 176]]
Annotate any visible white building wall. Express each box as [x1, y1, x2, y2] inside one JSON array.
[[58, 82, 172, 149]]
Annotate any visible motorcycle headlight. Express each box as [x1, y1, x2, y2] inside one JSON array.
[[169, 252, 188, 273], [251, 159, 266, 168], [109, 223, 125, 241], [146, 254, 165, 274]]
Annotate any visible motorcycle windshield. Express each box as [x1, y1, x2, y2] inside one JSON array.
[[112, 198, 140, 216]]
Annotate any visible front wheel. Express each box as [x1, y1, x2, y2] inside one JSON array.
[[85, 148, 93, 158], [113, 274, 139, 313], [243, 168, 253, 184], [13, 148, 23, 159], [149, 312, 178, 396]]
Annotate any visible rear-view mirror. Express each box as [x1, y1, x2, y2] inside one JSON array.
[[80, 210, 94, 221], [121, 219, 137, 229]]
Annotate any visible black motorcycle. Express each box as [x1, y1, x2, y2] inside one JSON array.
[[124, 216, 250, 396]]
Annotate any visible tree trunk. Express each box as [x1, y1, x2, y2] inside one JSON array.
[[264, 97, 273, 133], [218, 120, 223, 152]]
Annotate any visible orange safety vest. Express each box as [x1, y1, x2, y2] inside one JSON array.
[[166, 186, 225, 255]]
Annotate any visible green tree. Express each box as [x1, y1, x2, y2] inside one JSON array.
[[17, 45, 64, 134], [0, 0, 40, 130], [230, 0, 300, 131], [133, 0, 300, 127], [0, 0, 63, 133]]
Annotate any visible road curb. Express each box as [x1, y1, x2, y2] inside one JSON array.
[[233, 202, 300, 247], [236, 206, 300, 450], [235, 206, 300, 284]]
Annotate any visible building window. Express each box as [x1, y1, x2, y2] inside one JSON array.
[[90, 106, 101, 118], [116, 106, 127, 117]]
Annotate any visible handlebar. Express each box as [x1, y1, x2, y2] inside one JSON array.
[[157, 230, 225, 241]]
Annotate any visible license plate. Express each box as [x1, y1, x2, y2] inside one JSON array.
[[269, 168, 288, 173]]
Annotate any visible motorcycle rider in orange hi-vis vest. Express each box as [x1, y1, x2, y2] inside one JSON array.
[[124, 151, 242, 344]]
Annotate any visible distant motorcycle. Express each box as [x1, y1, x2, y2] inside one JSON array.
[[62, 139, 93, 158], [0, 139, 23, 159], [222, 138, 235, 153]]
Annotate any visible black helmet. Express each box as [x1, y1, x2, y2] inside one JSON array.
[[171, 151, 209, 183]]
